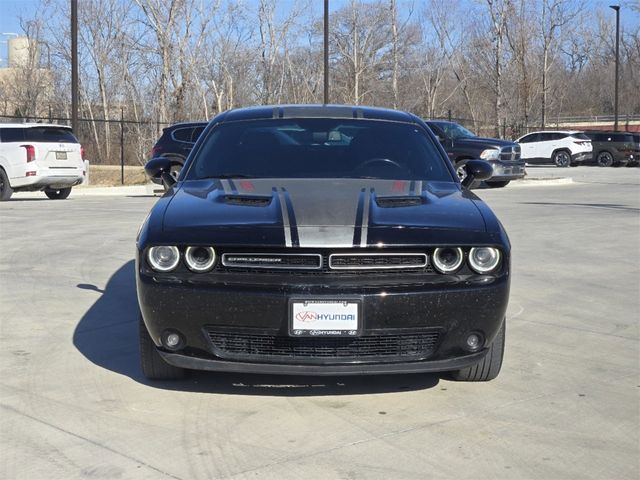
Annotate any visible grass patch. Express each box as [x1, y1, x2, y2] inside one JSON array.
[[85, 165, 149, 186]]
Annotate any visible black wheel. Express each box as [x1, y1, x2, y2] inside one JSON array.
[[486, 180, 510, 188], [553, 150, 571, 168], [0, 168, 12, 201], [451, 320, 505, 382], [45, 187, 72, 200], [596, 151, 614, 167], [139, 315, 186, 380]]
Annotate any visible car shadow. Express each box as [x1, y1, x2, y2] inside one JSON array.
[[73, 261, 441, 396]]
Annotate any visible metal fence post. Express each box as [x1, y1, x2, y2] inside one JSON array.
[[120, 107, 124, 185], [448, 109, 452, 122]]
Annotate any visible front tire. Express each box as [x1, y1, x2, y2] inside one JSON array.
[[486, 180, 510, 188], [553, 150, 571, 168], [0, 168, 12, 201], [596, 151, 614, 167], [139, 315, 186, 380], [451, 320, 505, 382], [45, 187, 72, 200]]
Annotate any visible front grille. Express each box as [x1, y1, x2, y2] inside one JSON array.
[[221, 253, 322, 269], [206, 329, 440, 363], [217, 250, 433, 274], [329, 253, 427, 270], [499, 145, 521, 161]]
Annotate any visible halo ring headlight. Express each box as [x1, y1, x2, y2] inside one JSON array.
[[147, 246, 180, 272], [185, 246, 216, 272], [432, 247, 464, 273], [469, 247, 501, 273]]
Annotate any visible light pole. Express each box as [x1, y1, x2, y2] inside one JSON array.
[[323, 0, 329, 104], [71, 0, 78, 134], [609, 5, 620, 131]]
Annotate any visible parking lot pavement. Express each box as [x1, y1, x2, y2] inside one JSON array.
[[1, 167, 638, 480]]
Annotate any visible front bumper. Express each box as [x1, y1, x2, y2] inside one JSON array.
[[158, 349, 490, 375], [137, 262, 510, 374], [488, 160, 526, 180]]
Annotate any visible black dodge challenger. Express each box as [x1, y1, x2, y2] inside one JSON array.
[[138, 105, 510, 381]]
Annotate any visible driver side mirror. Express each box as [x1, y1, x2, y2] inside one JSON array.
[[461, 159, 493, 188], [145, 157, 182, 188]]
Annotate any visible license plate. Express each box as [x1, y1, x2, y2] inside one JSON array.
[[289, 299, 361, 337], [55, 151, 67, 160]]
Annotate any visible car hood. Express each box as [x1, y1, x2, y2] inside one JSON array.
[[161, 178, 488, 248], [454, 137, 518, 149]]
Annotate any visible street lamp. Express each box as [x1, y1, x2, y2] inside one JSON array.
[[609, 5, 620, 131]]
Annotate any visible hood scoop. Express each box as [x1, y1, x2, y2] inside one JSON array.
[[222, 194, 273, 207], [375, 195, 423, 208]]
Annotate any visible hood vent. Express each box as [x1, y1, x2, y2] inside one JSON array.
[[223, 195, 272, 207], [376, 196, 423, 208]]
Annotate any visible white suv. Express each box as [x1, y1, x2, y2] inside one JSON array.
[[0, 123, 85, 201], [516, 131, 592, 167]]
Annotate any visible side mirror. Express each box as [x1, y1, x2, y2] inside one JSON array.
[[460, 159, 493, 188], [145, 157, 181, 188]]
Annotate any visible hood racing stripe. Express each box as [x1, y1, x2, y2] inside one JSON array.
[[352, 188, 366, 246], [276, 188, 293, 247], [282, 188, 300, 247], [220, 179, 237, 194], [359, 188, 374, 247]]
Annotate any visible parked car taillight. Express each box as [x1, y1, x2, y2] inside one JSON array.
[[21, 144, 36, 162], [573, 140, 590, 146], [151, 145, 163, 158]]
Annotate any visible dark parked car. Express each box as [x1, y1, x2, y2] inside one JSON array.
[[139, 105, 510, 382], [425, 120, 525, 188], [632, 134, 640, 167], [583, 131, 635, 167], [148, 121, 207, 183]]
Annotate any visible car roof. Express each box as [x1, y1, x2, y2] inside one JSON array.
[[584, 130, 634, 135], [523, 130, 582, 135], [0, 122, 72, 129], [218, 104, 417, 123], [165, 121, 208, 129]]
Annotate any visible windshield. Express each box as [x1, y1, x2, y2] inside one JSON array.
[[186, 119, 452, 181], [437, 123, 476, 140]]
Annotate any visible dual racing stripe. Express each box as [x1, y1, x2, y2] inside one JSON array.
[[277, 187, 299, 247], [352, 187, 375, 247], [220, 179, 238, 194]]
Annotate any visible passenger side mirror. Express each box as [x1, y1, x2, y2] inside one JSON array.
[[461, 159, 493, 188], [145, 157, 181, 188]]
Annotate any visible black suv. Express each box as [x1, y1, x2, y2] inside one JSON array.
[[631, 133, 640, 167], [149, 122, 207, 183], [426, 120, 525, 188], [583, 131, 635, 167]]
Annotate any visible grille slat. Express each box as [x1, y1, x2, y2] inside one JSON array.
[[206, 330, 440, 362]]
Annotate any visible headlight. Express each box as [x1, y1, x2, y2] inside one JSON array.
[[479, 149, 500, 160], [147, 246, 180, 272], [468, 247, 501, 273], [432, 247, 464, 273], [185, 246, 216, 272]]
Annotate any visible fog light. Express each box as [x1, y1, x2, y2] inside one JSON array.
[[161, 330, 184, 350], [466, 333, 483, 351]]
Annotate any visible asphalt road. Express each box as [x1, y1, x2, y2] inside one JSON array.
[[1, 166, 638, 480]]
